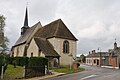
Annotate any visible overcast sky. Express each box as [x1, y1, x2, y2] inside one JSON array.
[[0, 0, 120, 55]]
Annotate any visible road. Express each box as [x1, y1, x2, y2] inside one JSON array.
[[43, 64, 120, 80]]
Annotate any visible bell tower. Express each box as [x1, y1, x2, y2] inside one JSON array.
[[21, 6, 29, 35]]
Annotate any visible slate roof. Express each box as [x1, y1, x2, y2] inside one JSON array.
[[13, 19, 77, 57], [34, 38, 60, 57], [108, 47, 120, 56], [14, 22, 41, 46], [86, 52, 109, 58], [34, 19, 77, 41]]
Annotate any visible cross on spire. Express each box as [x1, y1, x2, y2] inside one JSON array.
[[115, 38, 117, 42]]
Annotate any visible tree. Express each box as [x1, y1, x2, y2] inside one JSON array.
[[0, 16, 8, 79], [0, 15, 9, 54], [78, 54, 86, 63]]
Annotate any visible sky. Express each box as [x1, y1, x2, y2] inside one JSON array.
[[0, 0, 120, 56]]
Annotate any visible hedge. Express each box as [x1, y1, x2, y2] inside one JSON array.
[[13, 57, 29, 66], [29, 57, 48, 67], [8, 57, 48, 67]]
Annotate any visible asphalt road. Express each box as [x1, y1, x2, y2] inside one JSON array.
[[43, 64, 120, 80]]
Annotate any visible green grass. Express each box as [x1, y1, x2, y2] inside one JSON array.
[[50, 67, 85, 73], [3, 64, 24, 80]]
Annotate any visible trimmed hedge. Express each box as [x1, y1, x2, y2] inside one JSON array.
[[13, 57, 29, 66], [8, 57, 48, 67], [29, 57, 48, 67]]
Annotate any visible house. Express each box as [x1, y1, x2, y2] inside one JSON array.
[[86, 41, 120, 69], [11, 7, 78, 67], [86, 50, 109, 66], [108, 41, 120, 69]]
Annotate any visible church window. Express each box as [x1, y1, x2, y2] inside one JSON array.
[[31, 52, 33, 57], [94, 60, 96, 64], [63, 40, 69, 53]]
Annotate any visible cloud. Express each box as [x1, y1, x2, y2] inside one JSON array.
[[54, 0, 120, 54], [1, 0, 120, 55]]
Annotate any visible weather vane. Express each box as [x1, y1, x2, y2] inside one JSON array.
[[26, 2, 29, 7], [115, 38, 117, 42]]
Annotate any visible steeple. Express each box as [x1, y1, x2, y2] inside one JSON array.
[[21, 6, 29, 35], [114, 38, 117, 50], [24, 7, 28, 26]]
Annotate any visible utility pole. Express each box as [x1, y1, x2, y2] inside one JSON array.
[[68, 53, 73, 70], [98, 47, 101, 67]]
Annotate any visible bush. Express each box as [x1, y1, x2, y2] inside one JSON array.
[[29, 57, 48, 67], [6, 56, 14, 64], [7, 57, 48, 67], [13, 57, 29, 66]]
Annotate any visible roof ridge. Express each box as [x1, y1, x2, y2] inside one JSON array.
[[14, 21, 41, 46], [43, 19, 61, 27], [53, 19, 61, 36], [33, 37, 60, 57]]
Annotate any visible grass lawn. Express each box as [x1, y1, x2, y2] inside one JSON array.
[[3, 64, 24, 80], [50, 67, 85, 73]]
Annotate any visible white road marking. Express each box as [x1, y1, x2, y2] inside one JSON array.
[[79, 75, 98, 80]]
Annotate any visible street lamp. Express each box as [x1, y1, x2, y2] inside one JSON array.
[[98, 47, 101, 67]]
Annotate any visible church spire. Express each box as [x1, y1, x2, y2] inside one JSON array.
[[21, 6, 29, 35], [24, 6, 28, 27]]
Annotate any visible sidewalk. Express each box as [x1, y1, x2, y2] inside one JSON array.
[[101, 66, 119, 69], [25, 72, 65, 80]]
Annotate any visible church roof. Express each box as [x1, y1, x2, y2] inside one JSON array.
[[34, 38, 60, 57], [34, 19, 77, 41], [14, 19, 77, 47], [14, 22, 41, 46]]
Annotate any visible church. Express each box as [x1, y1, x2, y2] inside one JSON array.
[[11, 7, 78, 67]]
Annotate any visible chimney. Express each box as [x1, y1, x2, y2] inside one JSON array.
[[89, 51, 91, 54], [93, 50, 96, 54], [92, 50, 96, 54]]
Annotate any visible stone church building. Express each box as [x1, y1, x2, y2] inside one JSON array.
[[11, 7, 78, 67]]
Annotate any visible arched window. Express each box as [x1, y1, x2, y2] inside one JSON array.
[[63, 40, 69, 53], [31, 52, 33, 57]]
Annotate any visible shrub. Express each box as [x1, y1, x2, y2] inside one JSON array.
[[6, 56, 14, 64], [7, 57, 48, 67], [13, 57, 29, 66], [29, 57, 48, 67]]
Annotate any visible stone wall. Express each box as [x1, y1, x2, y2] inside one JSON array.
[[48, 37, 77, 66]]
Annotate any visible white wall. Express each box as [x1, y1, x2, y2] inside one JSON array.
[[27, 38, 45, 57], [12, 22, 42, 57], [86, 57, 100, 66], [13, 44, 25, 57], [48, 37, 77, 66]]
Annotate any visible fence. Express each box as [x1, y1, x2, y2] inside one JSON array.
[[25, 66, 45, 78]]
